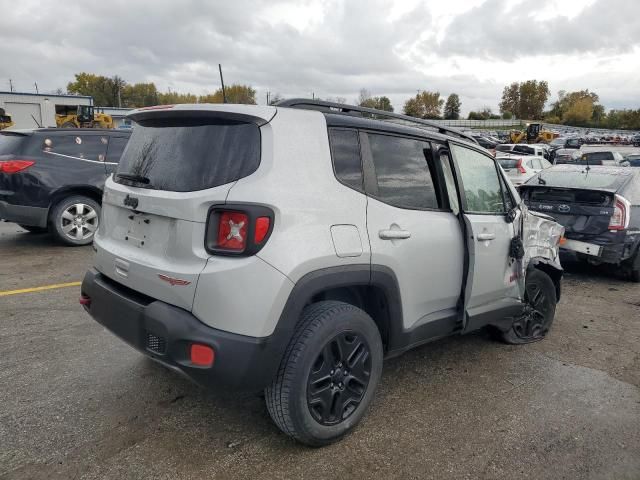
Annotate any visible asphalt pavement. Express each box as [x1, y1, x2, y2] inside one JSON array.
[[1, 221, 639, 480]]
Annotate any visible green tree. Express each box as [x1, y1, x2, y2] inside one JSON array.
[[562, 97, 593, 125], [443, 93, 461, 120], [67, 72, 124, 107], [499, 80, 549, 119], [403, 91, 444, 119], [199, 84, 257, 104], [157, 91, 197, 104], [122, 82, 159, 108], [358, 89, 394, 112]]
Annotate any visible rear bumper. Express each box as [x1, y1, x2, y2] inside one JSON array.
[[0, 200, 48, 227], [81, 268, 287, 391], [561, 232, 638, 264]]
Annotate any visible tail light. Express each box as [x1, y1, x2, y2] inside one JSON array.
[[609, 194, 631, 231], [0, 160, 35, 174], [205, 205, 274, 256], [516, 158, 527, 174]]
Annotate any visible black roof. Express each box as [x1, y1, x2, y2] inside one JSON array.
[[277, 98, 479, 146]]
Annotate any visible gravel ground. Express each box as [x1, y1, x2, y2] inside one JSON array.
[[0, 221, 638, 480]]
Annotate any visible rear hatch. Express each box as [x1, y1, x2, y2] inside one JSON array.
[[93, 105, 274, 310], [521, 166, 633, 236]]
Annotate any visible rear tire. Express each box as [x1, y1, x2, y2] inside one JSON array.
[[499, 269, 557, 345], [19, 224, 48, 234], [50, 195, 100, 246], [265, 301, 383, 446], [628, 252, 640, 283]]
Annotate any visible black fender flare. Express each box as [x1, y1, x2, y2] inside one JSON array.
[[527, 257, 563, 302], [264, 264, 404, 375]]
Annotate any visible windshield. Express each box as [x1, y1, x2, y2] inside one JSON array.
[[115, 118, 260, 192], [497, 158, 519, 169]]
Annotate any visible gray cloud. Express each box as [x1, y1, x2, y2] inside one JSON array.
[[437, 0, 640, 59], [0, 0, 638, 114]]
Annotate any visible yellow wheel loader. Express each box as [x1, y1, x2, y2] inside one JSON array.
[[509, 123, 556, 144], [55, 105, 114, 129], [0, 108, 14, 130]]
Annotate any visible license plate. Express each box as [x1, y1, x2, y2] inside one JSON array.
[[126, 214, 149, 248], [561, 239, 602, 257]]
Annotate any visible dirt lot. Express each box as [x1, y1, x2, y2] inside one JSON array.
[[0, 221, 638, 480]]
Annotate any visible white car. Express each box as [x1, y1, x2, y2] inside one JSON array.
[[80, 99, 564, 446], [497, 153, 552, 186], [496, 144, 549, 159]]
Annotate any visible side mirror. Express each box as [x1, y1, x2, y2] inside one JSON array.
[[506, 207, 518, 224]]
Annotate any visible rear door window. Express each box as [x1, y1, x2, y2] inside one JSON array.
[[366, 133, 439, 210], [45, 135, 108, 161], [328, 128, 363, 192], [105, 137, 129, 163], [115, 118, 260, 192]]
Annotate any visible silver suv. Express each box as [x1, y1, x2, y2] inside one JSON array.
[[81, 100, 564, 446]]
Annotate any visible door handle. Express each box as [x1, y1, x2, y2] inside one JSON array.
[[379, 229, 411, 240], [476, 232, 496, 241]]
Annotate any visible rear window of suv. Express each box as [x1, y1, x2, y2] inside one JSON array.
[[0, 134, 26, 155], [115, 118, 260, 192]]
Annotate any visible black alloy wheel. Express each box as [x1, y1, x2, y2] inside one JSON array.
[[306, 331, 371, 426]]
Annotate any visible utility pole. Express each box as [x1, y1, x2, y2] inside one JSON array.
[[9, 79, 13, 92], [34, 82, 39, 94], [266, 91, 270, 105]]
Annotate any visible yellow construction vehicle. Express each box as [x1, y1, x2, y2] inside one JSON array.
[[0, 108, 14, 130], [55, 105, 114, 129], [509, 123, 557, 144]]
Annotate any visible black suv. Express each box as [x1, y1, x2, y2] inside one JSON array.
[[0, 128, 130, 245]]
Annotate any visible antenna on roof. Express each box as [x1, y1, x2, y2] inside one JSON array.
[[218, 64, 228, 104]]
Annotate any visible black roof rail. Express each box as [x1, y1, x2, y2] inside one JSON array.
[[276, 98, 478, 144]]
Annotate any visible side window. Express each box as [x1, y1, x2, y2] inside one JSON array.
[[105, 137, 129, 164], [367, 133, 439, 210], [45, 135, 108, 161], [451, 144, 505, 214], [328, 129, 364, 192]]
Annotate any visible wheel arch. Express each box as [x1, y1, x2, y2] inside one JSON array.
[[527, 257, 563, 302], [272, 265, 403, 353], [47, 185, 103, 221]]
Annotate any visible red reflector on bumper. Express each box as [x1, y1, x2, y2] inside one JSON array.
[[79, 295, 91, 306], [190, 343, 215, 367]]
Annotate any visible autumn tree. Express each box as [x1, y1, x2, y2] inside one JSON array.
[[122, 82, 159, 108], [443, 93, 461, 120], [357, 89, 393, 112], [499, 80, 549, 119], [403, 91, 444, 119], [157, 91, 197, 104]]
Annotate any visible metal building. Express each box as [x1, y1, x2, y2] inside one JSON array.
[[0, 91, 93, 129]]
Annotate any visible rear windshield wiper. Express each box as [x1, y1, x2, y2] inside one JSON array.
[[116, 173, 150, 184]]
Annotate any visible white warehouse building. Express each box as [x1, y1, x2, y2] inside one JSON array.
[[0, 91, 93, 129]]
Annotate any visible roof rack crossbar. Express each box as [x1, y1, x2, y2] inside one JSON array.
[[276, 98, 478, 144]]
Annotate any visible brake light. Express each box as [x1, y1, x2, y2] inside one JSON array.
[[216, 211, 248, 251], [516, 158, 527, 174], [189, 343, 215, 367], [137, 104, 175, 111], [0, 160, 34, 174], [609, 194, 631, 231], [254, 217, 270, 244]]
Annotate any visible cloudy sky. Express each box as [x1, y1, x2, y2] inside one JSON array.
[[1, 0, 638, 114]]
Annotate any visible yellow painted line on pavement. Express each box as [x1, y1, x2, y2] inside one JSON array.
[[0, 281, 81, 297]]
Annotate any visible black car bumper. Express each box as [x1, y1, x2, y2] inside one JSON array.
[[81, 269, 287, 391], [561, 231, 639, 264], [0, 200, 48, 227]]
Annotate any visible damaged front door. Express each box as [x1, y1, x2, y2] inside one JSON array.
[[448, 143, 522, 332]]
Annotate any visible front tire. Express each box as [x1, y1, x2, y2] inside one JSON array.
[[50, 195, 100, 246], [265, 301, 383, 446], [500, 269, 557, 344]]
